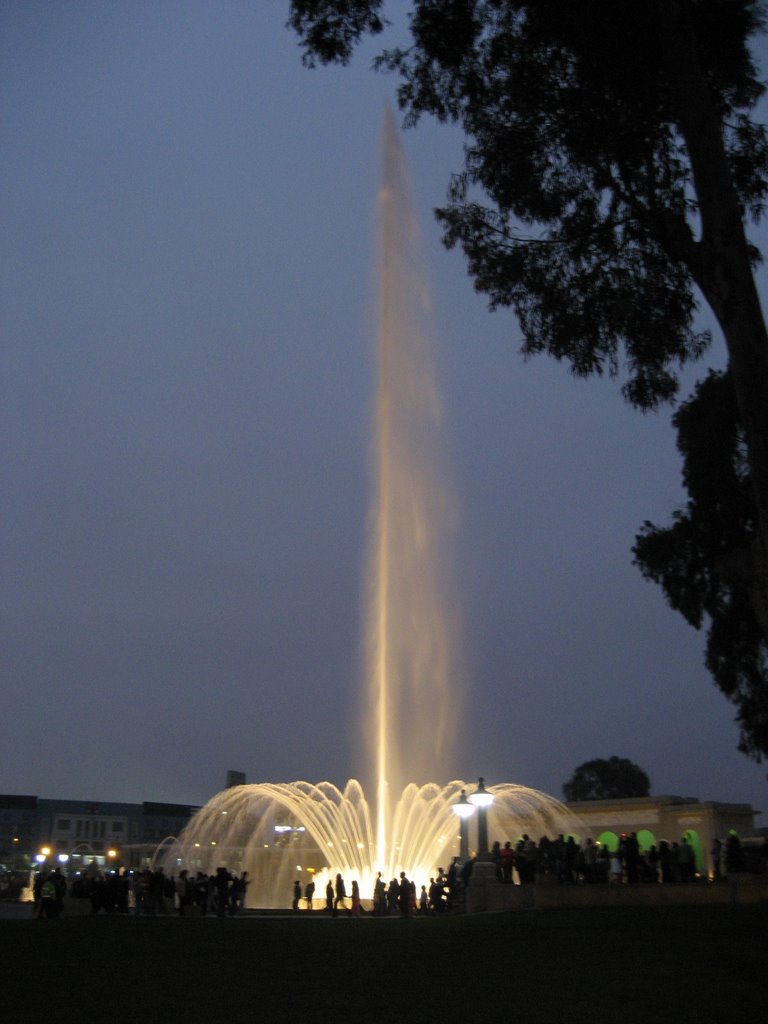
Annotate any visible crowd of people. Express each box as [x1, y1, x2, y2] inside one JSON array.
[[301, 831, 754, 915], [29, 830, 760, 919], [32, 864, 250, 918], [299, 862, 471, 918], [487, 831, 750, 886]]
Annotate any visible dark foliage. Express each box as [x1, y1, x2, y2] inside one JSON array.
[[563, 756, 651, 801], [289, 0, 768, 407], [289, 0, 387, 65], [634, 371, 768, 759], [289, 1, 768, 758]]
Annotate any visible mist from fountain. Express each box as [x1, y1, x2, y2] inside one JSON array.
[[157, 109, 582, 907]]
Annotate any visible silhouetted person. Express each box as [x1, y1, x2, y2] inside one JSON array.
[[419, 884, 428, 914], [398, 872, 410, 917], [175, 870, 189, 915], [500, 843, 514, 883], [564, 835, 579, 884], [582, 838, 597, 883], [293, 880, 302, 911], [151, 868, 166, 915], [725, 833, 745, 874], [627, 832, 641, 883], [325, 879, 334, 912], [49, 868, 66, 917], [231, 871, 249, 914], [386, 877, 400, 914], [351, 879, 361, 916], [428, 877, 440, 913], [333, 872, 347, 915], [304, 879, 315, 910], [214, 867, 231, 916], [373, 872, 386, 914], [516, 835, 534, 884], [678, 836, 695, 882], [37, 873, 56, 919]]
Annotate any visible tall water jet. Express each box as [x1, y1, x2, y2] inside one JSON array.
[[157, 111, 584, 907], [369, 106, 461, 866]]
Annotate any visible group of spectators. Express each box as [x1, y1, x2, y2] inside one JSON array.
[[314, 830, 728, 918], [488, 830, 749, 885], [33, 865, 250, 917], [313, 862, 469, 918], [166, 867, 250, 916], [375, 858, 478, 913], [30, 830, 762, 919]]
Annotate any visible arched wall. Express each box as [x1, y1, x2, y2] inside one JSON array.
[[597, 831, 618, 852]]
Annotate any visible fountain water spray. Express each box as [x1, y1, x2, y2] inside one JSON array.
[[370, 105, 460, 865], [158, 110, 582, 907]]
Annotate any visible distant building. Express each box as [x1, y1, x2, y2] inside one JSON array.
[[565, 794, 759, 877], [0, 794, 200, 874]]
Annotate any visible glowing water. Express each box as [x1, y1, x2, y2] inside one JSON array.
[[158, 111, 582, 906], [369, 105, 460, 859], [158, 779, 582, 907]]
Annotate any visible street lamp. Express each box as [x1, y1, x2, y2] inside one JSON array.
[[468, 777, 495, 861], [451, 789, 476, 861]]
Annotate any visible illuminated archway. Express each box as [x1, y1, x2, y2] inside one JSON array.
[[683, 829, 704, 875], [636, 829, 656, 853], [597, 831, 619, 852]]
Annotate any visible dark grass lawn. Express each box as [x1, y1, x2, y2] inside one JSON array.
[[3, 904, 766, 1024]]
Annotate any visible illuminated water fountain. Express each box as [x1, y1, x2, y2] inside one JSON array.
[[158, 109, 582, 906]]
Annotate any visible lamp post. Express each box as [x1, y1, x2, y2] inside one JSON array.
[[451, 789, 475, 862], [468, 777, 495, 861]]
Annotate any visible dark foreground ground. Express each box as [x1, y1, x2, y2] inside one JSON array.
[[4, 904, 766, 1024]]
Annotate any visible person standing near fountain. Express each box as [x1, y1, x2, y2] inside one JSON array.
[[398, 872, 410, 917], [373, 872, 386, 914], [214, 866, 231, 917], [230, 871, 249, 914], [333, 872, 347, 916], [304, 879, 315, 910], [387, 876, 400, 914], [175, 870, 189, 916]]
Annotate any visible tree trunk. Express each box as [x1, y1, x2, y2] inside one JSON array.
[[661, 0, 768, 632]]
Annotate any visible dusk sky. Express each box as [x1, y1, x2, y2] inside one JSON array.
[[2, 2, 767, 825]]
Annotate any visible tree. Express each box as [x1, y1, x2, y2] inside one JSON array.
[[289, 0, 768, 749], [562, 756, 651, 802], [634, 370, 768, 758]]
